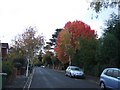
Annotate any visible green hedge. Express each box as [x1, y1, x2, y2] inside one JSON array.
[[2, 61, 13, 77]]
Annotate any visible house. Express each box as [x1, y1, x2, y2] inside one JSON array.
[[1, 43, 9, 61]]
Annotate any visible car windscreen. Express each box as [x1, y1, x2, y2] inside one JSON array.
[[71, 67, 82, 71]]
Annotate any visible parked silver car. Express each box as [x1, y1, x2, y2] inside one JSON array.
[[65, 66, 85, 78]]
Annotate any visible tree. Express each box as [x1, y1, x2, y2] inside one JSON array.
[[44, 44, 51, 52], [90, 0, 119, 13], [104, 14, 120, 41], [74, 37, 98, 75], [42, 51, 53, 67], [38, 50, 43, 62], [55, 29, 71, 64], [89, 1, 120, 74], [92, 13, 120, 77], [46, 28, 62, 49], [50, 55, 62, 69], [33, 56, 42, 66], [55, 20, 97, 66], [97, 14, 120, 68], [89, 0, 119, 19], [103, 33, 119, 65], [51, 29, 62, 47], [12, 26, 44, 76]]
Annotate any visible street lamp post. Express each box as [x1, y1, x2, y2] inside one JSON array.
[[0, 40, 2, 90]]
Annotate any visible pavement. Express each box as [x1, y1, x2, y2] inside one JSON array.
[[2, 75, 28, 90], [1, 68, 100, 90], [2, 69, 34, 90]]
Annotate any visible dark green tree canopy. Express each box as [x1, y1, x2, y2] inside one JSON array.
[[90, 0, 119, 13]]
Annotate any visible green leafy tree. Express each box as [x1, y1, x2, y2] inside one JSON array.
[[103, 33, 119, 65], [33, 56, 42, 66], [94, 14, 120, 77], [50, 55, 62, 69], [98, 14, 120, 68], [72, 37, 98, 75], [46, 29, 62, 51], [38, 50, 43, 62], [89, 0, 119, 19], [42, 51, 53, 67], [90, 0, 119, 13], [48, 29, 62, 47]]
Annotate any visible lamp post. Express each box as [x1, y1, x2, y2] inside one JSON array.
[[0, 40, 2, 71], [0, 40, 2, 90]]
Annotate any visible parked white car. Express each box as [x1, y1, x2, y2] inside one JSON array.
[[65, 66, 85, 78], [41, 65, 45, 68]]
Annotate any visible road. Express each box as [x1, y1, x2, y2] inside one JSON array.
[[29, 67, 100, 89]]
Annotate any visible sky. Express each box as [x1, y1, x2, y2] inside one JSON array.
[[0, 0, 117, 45]]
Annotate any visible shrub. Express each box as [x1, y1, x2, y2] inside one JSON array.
[[2, 61, 13, 77]]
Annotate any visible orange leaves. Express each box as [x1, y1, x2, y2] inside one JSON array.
[[65, 20, 96, 39], [54, 29, 71, 64], [55, 20, 97, 64]]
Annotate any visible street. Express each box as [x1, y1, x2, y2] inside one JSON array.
[[29, 67, 100, 89]]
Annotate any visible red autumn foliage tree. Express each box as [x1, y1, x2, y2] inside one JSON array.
[[55, 20, 97, 64], [54, 29, 70, 64], [64, 20, 96, 51]]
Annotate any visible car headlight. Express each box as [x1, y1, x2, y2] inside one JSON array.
[[71, 71, 75, 75]]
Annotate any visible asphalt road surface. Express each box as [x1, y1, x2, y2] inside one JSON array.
[[29, 67, 100, 89]]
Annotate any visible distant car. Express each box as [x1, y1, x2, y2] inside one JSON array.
[[41, 65, 45, 68], [65, 66, 85, 78], [100, 68, 120, 90]]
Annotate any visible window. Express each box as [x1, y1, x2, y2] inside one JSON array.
[[106, 69, 113, 76], [113, 70, 120, 78], [104, 69, 108, 75]]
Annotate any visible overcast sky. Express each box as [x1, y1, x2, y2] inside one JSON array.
[[0, 0, 117, 45]]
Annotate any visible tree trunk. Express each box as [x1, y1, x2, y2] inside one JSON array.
[[69, 56, 71, 66], [26, 59, 29, 77]]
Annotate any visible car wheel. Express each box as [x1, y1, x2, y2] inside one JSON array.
[[69, 73, 73, 78], [65, 73, 67, 76], [100, 82, 106, 90]]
